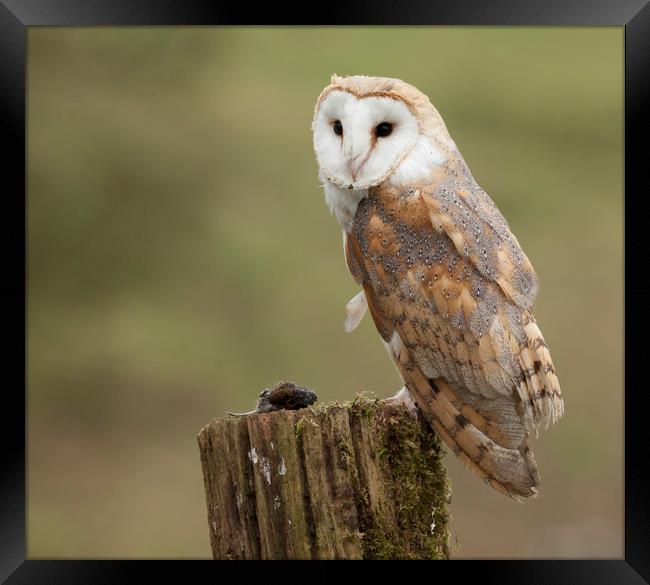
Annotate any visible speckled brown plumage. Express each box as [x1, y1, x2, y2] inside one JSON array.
[[345, 158, 563, 498]]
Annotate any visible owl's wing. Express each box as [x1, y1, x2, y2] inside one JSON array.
[[427, 178, 539, 311], [345, 182, 563, 498]]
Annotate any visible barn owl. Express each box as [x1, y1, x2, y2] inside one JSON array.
[[312, 75, 563, 498]]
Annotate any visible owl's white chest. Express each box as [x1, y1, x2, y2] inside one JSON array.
[[322, 178, 367, 232]]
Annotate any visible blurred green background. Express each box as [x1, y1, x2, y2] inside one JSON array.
[[27, 27, 623, 558]]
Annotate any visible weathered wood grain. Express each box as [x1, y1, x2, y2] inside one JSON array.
[[198, 398, 451, 559]]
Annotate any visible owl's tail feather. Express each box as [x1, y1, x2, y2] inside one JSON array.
[[394, 344, 540, 499]]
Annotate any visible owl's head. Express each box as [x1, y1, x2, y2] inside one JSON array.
[[312, 75, 457, 191]]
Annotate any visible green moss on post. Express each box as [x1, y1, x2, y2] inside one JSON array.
[[198, 398, 451, 560]]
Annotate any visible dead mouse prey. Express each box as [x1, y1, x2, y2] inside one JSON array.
[[227, 381, 318, 416]]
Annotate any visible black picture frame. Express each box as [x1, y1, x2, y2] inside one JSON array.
[[2, 0, 647, 581]]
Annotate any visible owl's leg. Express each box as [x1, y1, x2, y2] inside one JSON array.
[[381, 386, 419, 418], [377, 331, 421, 417], [344, 290, 367, 332]]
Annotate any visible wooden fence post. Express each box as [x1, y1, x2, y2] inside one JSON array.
[[197, 398, 451, 559]]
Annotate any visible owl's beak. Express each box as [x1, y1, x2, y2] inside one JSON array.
[[348, 152, 369, 182]]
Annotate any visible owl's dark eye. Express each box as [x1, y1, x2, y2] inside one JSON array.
[[333, 120, 343, 136], [376, 122, 393, 137]]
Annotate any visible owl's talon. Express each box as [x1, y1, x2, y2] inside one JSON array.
[[380, 386, 419, 418]]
